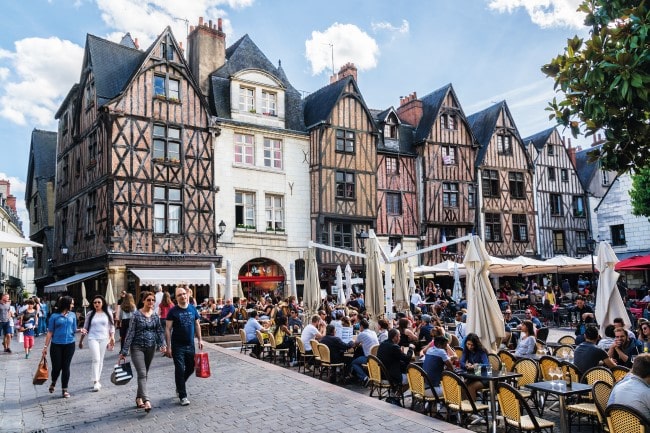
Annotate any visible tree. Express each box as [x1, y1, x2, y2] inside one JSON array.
[[630, 167, 650, 219], [542, 0, 650, 173]]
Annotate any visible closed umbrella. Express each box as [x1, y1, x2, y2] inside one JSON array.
[[464, 236, 505, 354], [408, 263, 416, 296], [364, 233, 384, 323], [224, 259, 233, 301], [81, 282, 90, 317], [344, 264, 353, 303], [209, 263, 218, 300], [336, 265, 345, 305], [452, 262, 462, 303], [105, 278, 116, 310], [393, 256, 410, 314], [235, 279, 245, 300], [289, 262, 297, 298], [303, 248, 321, 320], [595, 242, 630, 334]]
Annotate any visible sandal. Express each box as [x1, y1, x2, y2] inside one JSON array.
[[135, 398, 145, 409], [143, 400, 152, 413], [48, 384, 55, 394], [62, 389, 70, 398]]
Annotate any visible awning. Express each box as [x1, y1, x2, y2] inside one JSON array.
[[131, 268, 225, 286], [44, 270, 105, 294], [616, 254, 650, 271]]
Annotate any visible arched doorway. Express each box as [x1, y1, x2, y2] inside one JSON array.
[[238, 258, 286, 300]]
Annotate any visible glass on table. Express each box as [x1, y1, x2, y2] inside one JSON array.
[[486, 364, 493, 375], [474, 364, 481, 375]]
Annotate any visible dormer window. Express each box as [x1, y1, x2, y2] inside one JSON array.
[[261, 90, 276, 116], [239, 87, 255, 112], [497, 134, 512, 155], [441, 113, 457, 130], [161, 36, 174, 61], [384, 113, 399, 139], [85, 81, 95, 109]]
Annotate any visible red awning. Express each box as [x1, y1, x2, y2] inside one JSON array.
[[615, 254, 650, 271], [238, 275, 285, 283]]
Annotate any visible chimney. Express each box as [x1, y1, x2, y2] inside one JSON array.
[[187, 16, 226, 96], [396, 92, 423, 127], [338, 62, 357, 82], [565, 138, 577, 167], [134, 38, 139, 49]]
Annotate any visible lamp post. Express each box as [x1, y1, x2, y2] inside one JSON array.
[[356, 229, 369, 278], [586, 237, 597, 293]]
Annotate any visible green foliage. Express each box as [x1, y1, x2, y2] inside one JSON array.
[[630, 167, 650, 219], [542, 0, 650, 172]]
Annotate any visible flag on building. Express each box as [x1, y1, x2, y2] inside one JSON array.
[[441, 228, 447, 253]]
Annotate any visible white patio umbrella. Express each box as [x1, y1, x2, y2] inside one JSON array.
[[303, 248, 321, 320], [336, 265, 345, 305], [595, 242, 630, 334], [393, 256, 410, 314], [364, 233, 384, 323], [452, 262, 462, 303], [289, 262, 297, 298], [464, 236, 505, 354], [510, 256, 558, 275], [224, 259, 233, 301], [344, 263, 353, 303], [488, 256, 522, 276], [544, 255, 595, 274], [105, 278, 116, 310], [81, 282, 90, 317], [209, 263, 218, 300], [0, 231, 43, 248], [408, 263, 416, 297], [235, 279, 245, 300]]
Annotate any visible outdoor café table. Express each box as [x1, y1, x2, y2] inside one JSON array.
[[457, 368, 522, 433], [524, 381, 592, 433]]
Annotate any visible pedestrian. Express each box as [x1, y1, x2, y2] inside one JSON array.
[[19, 299, 38, 358], [157, 291, 173, 329], [79, 294, 115, 391], [119, 291, 166, 413], [1, 293, 15, 353], [42, 296, 77, 398], [165, 286, 203, 406], [116, 293, 135, 351]]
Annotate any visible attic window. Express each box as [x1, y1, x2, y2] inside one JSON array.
[[497, 135, 512, 155], [85, 81, 95, 109], [441, 113, 457, 130], [384, 114, 398, 139], [161, 37, 174, 61], [547, 144, 554, 156], [261, 90, 276, 116]]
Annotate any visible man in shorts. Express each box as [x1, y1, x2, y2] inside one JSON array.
[[1, 293, 14, 353]]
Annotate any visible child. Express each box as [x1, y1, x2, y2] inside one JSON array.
[[19, 299, 38, 359]]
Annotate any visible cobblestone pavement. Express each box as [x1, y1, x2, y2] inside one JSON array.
[[0, 332, 473, 433]]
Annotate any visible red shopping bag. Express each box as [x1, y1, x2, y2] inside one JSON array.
[[194, 351, 211, 378]]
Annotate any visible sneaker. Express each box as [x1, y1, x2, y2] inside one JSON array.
[[25, 353, 29, 359], [362, 376, 370, 387], [180, 397, 190, 406], [289, 361, 298, 367], [249, 352, 259, 359], [6, 348, 11, 353], [92, 382, 101, 392]]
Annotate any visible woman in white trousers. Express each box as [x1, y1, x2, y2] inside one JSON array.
[[79, 294, 115, 391]]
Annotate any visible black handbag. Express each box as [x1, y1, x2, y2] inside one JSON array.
[[110, 359, 133, 385]]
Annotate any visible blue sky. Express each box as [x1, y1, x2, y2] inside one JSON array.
[[0, 0, 589, 228]]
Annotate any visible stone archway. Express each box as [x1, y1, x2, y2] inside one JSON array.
[[238, 257, 286, 300]]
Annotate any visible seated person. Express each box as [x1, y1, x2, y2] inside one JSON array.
[[608, 327, 640, 368], [273, 316, 295, 364], [287, 309, 303, 333], [523, 309, 542, 330], [339, 316, 354, 344], [212, 298, 235, 336], [244, 310, 269, 359], [418, 314, 434, 346], [397, 318, 418, 348], [376, 318, 390, 344], [300, 314, 325, 367], [597, 324, 617, 351], [319, 324, 354, 381], [422, 335, 455, 396], [571, 296, 595, 338], [574, 325, 616, 373], [460, 333, 489, 401], [607, 353, 650, 420], [503, 309, 520, 347], [514, 320, 537, 357], [351, 319, 379, 386], [377, 328, 413, 386]]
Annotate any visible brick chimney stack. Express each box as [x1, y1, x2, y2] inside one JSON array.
[[330, 62, 358, 84], [395, 92, 423, 127], [187, 16, 226, 96], [565, 137, 577, 166]]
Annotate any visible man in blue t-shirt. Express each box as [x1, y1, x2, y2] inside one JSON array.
[[165, 287, 203, 407], [213, 298, 235, 336], [422, 336, 454, 396]]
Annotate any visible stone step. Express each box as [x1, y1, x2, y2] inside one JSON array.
[[204, 334, 241, 349]]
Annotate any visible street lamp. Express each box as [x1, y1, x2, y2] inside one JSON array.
[[216, 220, 226, 241], [356, 229, 369, 277], [60, 243, 68, 255], [586, 237, 597, 292]]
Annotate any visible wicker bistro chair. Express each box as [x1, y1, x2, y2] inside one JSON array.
[[499, 349, 517, 372], [553, 344, 575, 359], [496, 382, 555, 433], [267, 332, 290, 366], [239, 329, 256, 354], [536, 327, 550, 343], [406, 363, 444, 417], [581, 366, 614, 388], [310, 339, 322, 377], [488, 353, 502, 372], [366, 355, 404, 406], [537, 355, 563, 415], [317, 343, 345, 382], [610, 366, 630, 383], [440, 371, 490, 433], [255, 330, 272, 360], [512, 358, 541, 413], [295, 337, 313, 374], [454, 347, 464, 360], [605, 404, 649, 433], [558, 335, 576, 345], [592, 381, 613, 432]]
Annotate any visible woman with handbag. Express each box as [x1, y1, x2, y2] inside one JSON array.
[[116, 293, 135, 351], [42, 296, 78, 398], [79, 295, 115, 391], [119, 291, 166, 412]]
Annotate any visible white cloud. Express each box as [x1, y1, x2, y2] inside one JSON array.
[[305, 23, 380, 75], [371, 19, 409, 34], [487, 0, 586, 29], [0, 37, 83, 127]]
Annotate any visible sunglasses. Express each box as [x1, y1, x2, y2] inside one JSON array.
[[93, 301, 102, 304], [145, 298, 155, 302]]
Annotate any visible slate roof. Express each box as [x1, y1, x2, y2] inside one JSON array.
[[25, 129, 57, 226], [468, 100, 525, 166], [372, 108, 416, 155], [210, 34, 305, 131], [302, 75, 353, 129], [575, 144, 603, 189], [413, 84, 450, 142], [523, 127, 555, 152]]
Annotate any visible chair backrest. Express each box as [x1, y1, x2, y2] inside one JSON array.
[[581, 366, 614, 386], [317, 343, 332, 363], [536, 327, 550, 342], [496, 382, 543, 430], [554, 344, 575, 358], [562, 361, 581, 383], [367, 354, 385, 384], [488, 353, 502, 371], [539, 355, 562, 381], [605, 404, 648, 433], [454, 346, 464, 360], [558, 335, 576, 345], [310, 339, 321, 358], [440, 371, 463, 406], [267, 332, 277, 349], [449, 334, 460, 348], [536, 339, 547, 354], [370, 344, 379, 356], [406, 364, 428, 399], [296, 336, 306, 354], [591, 380, 613, 424], [513, 358, 539, 387], [498, 349, 516, 371], [239, 328, 247, 344], [256, 330, 265, 346], [611, 366, 630, 383]]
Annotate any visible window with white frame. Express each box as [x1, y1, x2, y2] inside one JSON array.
[[263, 138, 282, 169], [386, 192, 402, 215], [441, 113, 457, 130], [441, 145, 457, 165], [443, 182, 459, 207], [336, 171, 355, 199], [153, 124, 181, 160], [154, 186, 182, 234], [261, 90, 277, 116], [468, 184, 476, 208], [161, 36, 174, 61], [576, 231, 588, 253], [384, 113, 399, 138], [386, 157, 398, 175], [497, 135, 512, 154], [239, 87, 255, 112], [573, 196, 586, 217], [553, 230, 566, 253], [235, 191, 256, 227], [265, 194, 284, 231], [234, 134, 254, 165], [512, 214, 528, 242], [153, 75, 179, 100], [335, 129, 355, 153]]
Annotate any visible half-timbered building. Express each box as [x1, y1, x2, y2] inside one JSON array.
[[525, 128, 589, 258], [396, 85, 478, 265], [303, 65, 378, 281], [186, 18, 310, 299], [468, 101, 537, 257], [50, 29, 219, 298]]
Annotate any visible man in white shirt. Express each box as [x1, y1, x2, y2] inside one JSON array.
[[350, 319, 379, 386], [153, 285, 164, 314], [410, 288, 423, 314], [300, 315, 324, 368]]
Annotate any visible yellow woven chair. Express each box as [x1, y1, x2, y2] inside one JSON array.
[[255, 330, 272, 360], [440, 371, 490, 433], [537, 355, 563, 415], [488, 353, 502, 371], [558, 335, 576, 345], [496, 382, 555, 433], [366, 355, 401, 405], [605, 404, 648, 433], [454, 346, 464, 360], [512, 358, 541, 412], [499, 349, 517, 372], [610, 366, 629, 383], [553, 344, 575, 358], [239, 329, 256, 354], [406, 363, 442, 417], [370, 344, 379, 356], [316, 343, 345, 382], [267, 332, 290, 365], [310, 339, 322, 377], [295, 337, 313, 374], [592, 380, 613, 432], [581, 366, 614, 387]]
